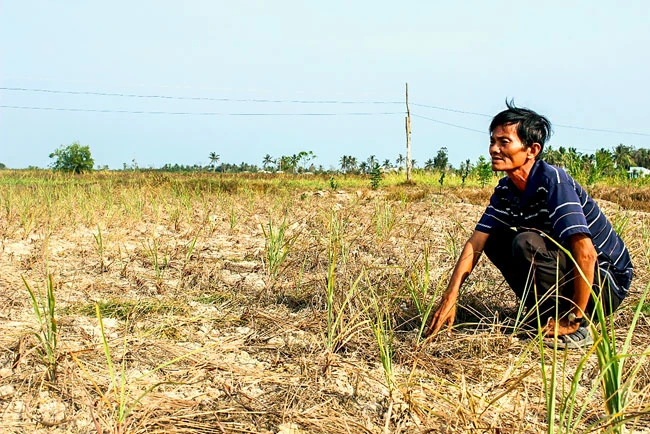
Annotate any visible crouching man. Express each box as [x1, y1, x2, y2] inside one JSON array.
[[425, 101, 633, 349]]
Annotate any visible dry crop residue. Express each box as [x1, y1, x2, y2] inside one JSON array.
[[1, 179, 649, 433]]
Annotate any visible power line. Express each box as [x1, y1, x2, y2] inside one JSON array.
[[553, 123, 650, 137], [413, 103, 650, 137], [411, 113, 485, 134], [0, 104, 403, 116], [0, 87, 402, 105], [2, 85, 649, 137], [411, 102, 491, 118]]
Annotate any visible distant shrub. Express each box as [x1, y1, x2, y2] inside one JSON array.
[[49, 142, 94, 174], [370, 164, 382, 190], [475, 156, 493, 187]]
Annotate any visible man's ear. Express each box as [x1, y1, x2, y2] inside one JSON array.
[[528, 143, 542, 159]]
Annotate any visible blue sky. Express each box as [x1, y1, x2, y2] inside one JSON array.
[[1, 1, 649, 170]]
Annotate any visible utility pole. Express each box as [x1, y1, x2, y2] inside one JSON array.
[[405, 82, 412, 182]]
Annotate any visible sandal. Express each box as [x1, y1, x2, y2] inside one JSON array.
[[544, 326, 594, 349]]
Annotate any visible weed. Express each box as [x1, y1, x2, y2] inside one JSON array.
[[23, 274, 58, 383], [168, 203, 182, 231], [19, 196, 36, 239], [93, 225, 107, 273], [591, 279, 650, 432], [369, 285, 394, 396], [324, 238, 370, 353], [143, 236, 168, 289], [228, 204, 238, 231], [374, 200, 398, 240], [405, 245, 445, 343], [539, 234, 650, 433], [261, 213, 299, 280], [610, 209, 632, 242], [328, 209, 350, 264]]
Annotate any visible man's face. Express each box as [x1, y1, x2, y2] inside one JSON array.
[[489, 123, 534, 172]]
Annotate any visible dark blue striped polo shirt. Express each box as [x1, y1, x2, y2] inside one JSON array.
[[476, 159, 633, 297]]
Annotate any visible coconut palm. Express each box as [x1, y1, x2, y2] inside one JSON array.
[[340, 155, 354, 173], [208, 152, 220, 172], [613, 144, 634, 172], [595, 148, 615, 179], [433, 147, 449, 170], [262, 154, 274, 171], [359, 161, 368, 174], [395, 154, 405, 169]]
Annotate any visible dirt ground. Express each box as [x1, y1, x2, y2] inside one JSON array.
[[1, 183, 649, 433]]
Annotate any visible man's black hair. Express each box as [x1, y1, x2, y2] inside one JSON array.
[[489, 99, 552, 153]]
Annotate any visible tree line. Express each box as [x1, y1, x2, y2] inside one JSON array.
[[30, 142, 650, 185]]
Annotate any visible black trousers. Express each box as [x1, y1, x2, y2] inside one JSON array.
[[483, 229, 622, 322]]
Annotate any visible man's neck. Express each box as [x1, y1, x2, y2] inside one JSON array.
[[507, 159, 536, 191]]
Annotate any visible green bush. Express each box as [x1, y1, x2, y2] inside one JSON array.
[[370, 164, 382, 190], [49, 142, 94, 174]]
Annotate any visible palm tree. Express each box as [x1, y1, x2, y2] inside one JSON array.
[[339, 155, 348, 173], [395, 154, 405, 169], [340, 155, 355, 173], [279, 155, 292, 172], [262, 154, 274, 171], [382, 159, 392, 170], [613, 144, 633, 172], [543, 145, 562, 166], [208, 152, 220, 171], [565, 147, 581, 175], [595, 148, 615, 178], [290, 154, 300, 173], [359, 161, 368, 174], [424, 158, 435, 171], [433, 147, 449, 170], [632, 147, 650, 168]]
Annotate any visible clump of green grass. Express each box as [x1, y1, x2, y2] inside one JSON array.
[[369, 285, 394, 396], [143, 236, 169, 289], [539, 234, 650, 433], [374, 200, 399, 240], [261, 213, 299, 280], [93, 225, 107, 273], [405, 245, 445, 343], [24, 274, 58, 383], [324, 242, 370, 353], [591, 281, 650, 433]]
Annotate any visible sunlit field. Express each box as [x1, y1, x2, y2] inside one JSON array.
[[1, 170, 649, 433]]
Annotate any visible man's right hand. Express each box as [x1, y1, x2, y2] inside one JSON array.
[[422, 231, 488, 340], [423, 291, 458, 338]]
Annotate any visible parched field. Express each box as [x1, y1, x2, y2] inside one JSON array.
[[1, 171, 649, 433]]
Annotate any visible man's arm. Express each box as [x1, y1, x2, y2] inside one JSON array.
[[424, 230, 489, 337], [546, 233, 597, 336]]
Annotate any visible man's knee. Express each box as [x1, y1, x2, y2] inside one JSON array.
[[512, 231, 546, 263]]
